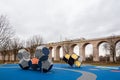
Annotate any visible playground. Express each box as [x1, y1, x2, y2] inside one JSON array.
[[0, 63, 120, 80]]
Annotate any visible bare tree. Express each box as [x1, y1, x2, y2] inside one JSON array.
[[63, 45, 70, 54], [10, 37, 23, 61], [103, 36, 116, 62], [87, 54, 93, 61], [105, 54, 110, 62], [26, 35, 43, 57], [0, 15, 14, 63], [26, 35, 43, 47], [0, 15, 14, 49], [0, 39, 11, 63]]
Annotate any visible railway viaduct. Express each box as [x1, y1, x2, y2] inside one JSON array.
[[46, 36, 120, 62]]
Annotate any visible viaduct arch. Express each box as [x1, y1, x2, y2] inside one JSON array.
[[46, 36, 120, 62]]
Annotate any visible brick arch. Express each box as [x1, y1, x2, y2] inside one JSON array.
[[70, 44, 78, 54], [49, 47, 53, 50], [98, 41, 110, 55], [82, 43, 92, 48], [82, 43, 93, 54], [97, 41, 109, 49], [97, 41, 110, 54], [115, 40, 120, 57], [115, 39, 120, 45], [82, 43, 93, 59], [70, 44, 77, 47], [54, 46, 62, 61]]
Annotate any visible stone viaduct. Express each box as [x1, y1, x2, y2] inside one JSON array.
[[46, 36, 120, 62], [0, 36, 120, 62]]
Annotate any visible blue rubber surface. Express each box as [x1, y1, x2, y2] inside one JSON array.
[[0, 64, 81, 80], [57, 64, 120, 80], [0, 63, 120, 80]]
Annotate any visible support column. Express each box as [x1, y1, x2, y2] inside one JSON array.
[[79, 44, 85, 61], [62, 46, 66, 56], [54, 46, 60, 61], [49, 48, 52, 60], [69, 46, 73, 55], [93, 44, 99, 61]]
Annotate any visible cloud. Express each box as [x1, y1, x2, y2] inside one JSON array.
[[0, 0, 120, 43]]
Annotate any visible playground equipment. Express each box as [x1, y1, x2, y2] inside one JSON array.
[[17, 46, 53, 72], [17, 49, 31, 70], [63, 53, 82, 67]]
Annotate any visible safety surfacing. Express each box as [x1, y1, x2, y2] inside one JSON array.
[[0, 64, 120, 80]]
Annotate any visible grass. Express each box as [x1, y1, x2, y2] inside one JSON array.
[[53, 60, 120, 66], [0, 60, 19, 64], [82, 61, 120, 66], [0, 60, 120, 66]]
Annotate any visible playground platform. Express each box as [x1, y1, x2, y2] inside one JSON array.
[[0, 63, 120, 80]]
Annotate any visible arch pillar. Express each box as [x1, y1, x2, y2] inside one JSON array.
[[69, 47, 73, 54], [93, 44, 99, 61], [48, 47, 52, 59], [62, 46, 66, 56], [54, 46, 60, 61], [79, 44, 85, 61], [63, 44, 70, 55]]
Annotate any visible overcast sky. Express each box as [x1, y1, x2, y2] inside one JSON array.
[[0, 0, 120, 43]]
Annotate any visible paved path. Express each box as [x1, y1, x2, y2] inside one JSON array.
[[54, 67, 97, 80]]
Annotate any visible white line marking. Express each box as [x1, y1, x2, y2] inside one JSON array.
[[54, 67, 97, 80], [0, 67, 19, 68]]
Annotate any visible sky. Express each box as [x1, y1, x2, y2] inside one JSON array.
[[0, 0, 120, 43]]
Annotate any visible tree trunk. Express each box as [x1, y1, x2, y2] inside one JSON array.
[[2, 53, 6, 63], [8, 53, 10, 62], [13, 50, 17, 61]]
